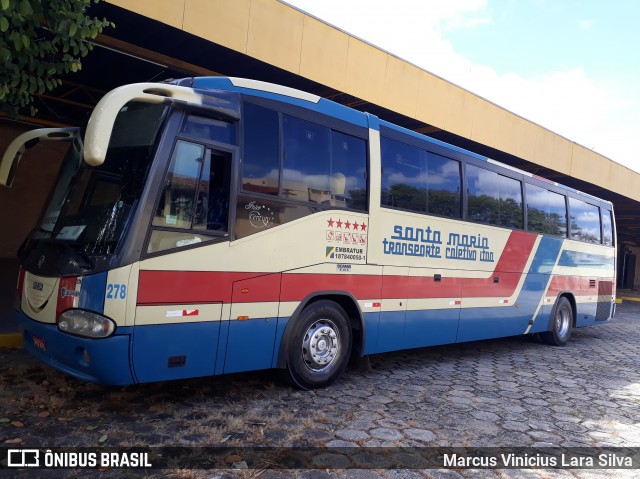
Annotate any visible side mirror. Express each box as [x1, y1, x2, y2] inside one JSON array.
[[0, 128, 78, 187]]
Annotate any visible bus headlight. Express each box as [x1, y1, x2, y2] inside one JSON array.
[[57, 310, 116, 338]]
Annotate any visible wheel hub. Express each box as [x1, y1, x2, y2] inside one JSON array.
[[302, 320, 340, 371]]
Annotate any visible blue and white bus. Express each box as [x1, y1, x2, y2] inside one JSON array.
[[0, 77, 616, 388]]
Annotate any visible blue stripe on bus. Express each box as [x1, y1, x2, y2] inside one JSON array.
[[79, 271, 107, 313], [404, 309, 459, 349], [558, 250, 615, 268], [529, 236, 565, 274], [457, 236, 564, 343]]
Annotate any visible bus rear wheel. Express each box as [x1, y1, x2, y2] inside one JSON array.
[[285, 300, 352, 390], [541, 296, 573, 346]]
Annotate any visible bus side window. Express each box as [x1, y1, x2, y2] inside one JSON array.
[[330, 130, 367, 210], [526, 183, 567, 236], [602, 209, 614, 246], [381, 137, 426, 212], [242, 103, 280, 195], [467, 164, 523, 229], [569, 197, 601, 243], [282, 115, 331, 202], [182, 115, 237, 145], [381, 136, 460, 218]]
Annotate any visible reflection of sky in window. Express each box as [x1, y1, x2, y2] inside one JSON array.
[[498, 175, 522, 203], [527, 184, 566, 215], [468, 165, 522, 203], [427, 153, 460, 191], [172, 141, 204, 179], [283, 115, 330, 181], [569, 197, 600, 240], [331, 130, 366, 190], [467, 165, 499, 200], [382, 137, 460, 193]]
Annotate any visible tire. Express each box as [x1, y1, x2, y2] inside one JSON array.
[[540, 296, 573, 346], [285, 300, 352, 390]]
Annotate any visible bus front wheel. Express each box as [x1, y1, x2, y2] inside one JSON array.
[[285, 300, 352, 390], [541, 296, 573, 346]]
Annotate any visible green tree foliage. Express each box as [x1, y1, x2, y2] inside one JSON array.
[[0, 0, 113, 116]]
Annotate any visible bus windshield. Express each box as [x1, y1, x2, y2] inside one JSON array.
[[23, 102, 167, 274]]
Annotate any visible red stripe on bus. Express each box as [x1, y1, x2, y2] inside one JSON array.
[[547, 276, 614, 297], [137, 232, 540, 305], [280, 273, 383, 302], [491, 230, 537, 273], [138, 271, 259, 304]]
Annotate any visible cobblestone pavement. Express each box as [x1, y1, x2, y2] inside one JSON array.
[[1, 303, 640, 479]]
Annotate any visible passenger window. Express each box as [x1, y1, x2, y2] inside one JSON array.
[[569, 197, 601, 243], [242, 104, 368, 211], [182, 115, 236, 144], [242, 103, 280, 195], [602, 209, 614, 246], [330, 130, 367, 210], [381, 137, 426, 212], [380, 136, 461, 218], [283, 115, 331, 202], [426, 152, 461, 218], [467, 164, 522, 229], [526, 184, 567, 236]]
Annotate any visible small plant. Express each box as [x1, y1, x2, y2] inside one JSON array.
[[0, 0, 114, 116]]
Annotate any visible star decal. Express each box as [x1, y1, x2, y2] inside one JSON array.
[[327, 218, 335, 227], [336, 219, 343, 229], [360, 222, 367, 231], [344, 220, 351, 230]]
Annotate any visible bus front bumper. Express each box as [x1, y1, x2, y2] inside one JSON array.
[[17, 311, 135, 386]]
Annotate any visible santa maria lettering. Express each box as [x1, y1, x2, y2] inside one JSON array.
[[382, 225, 495, 263]]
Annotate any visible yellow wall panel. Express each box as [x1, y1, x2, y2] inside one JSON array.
[[246, 0, 304, 74], [416, 74, 449, 128], [571, 144, 611, 186], [299, 16, 348, 90], [107, 0, 184, 28], [532, 125, 555, 170], [470, 98, 504, 147], [345, 37, 387, 101], [505, 116, 536, 161], [183, 0, 250, 53], [442, 89, 473, 139], [548, 134, 573, 174], [610, 162, 636, 199], [381, 56, 421, 117]]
